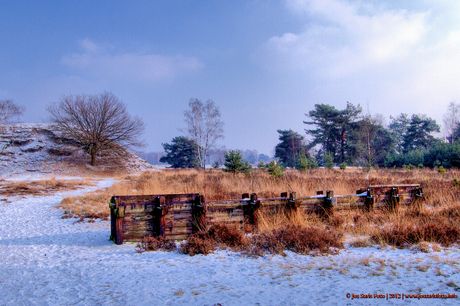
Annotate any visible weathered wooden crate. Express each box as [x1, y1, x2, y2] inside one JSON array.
[[110, 193, 201, 244], [109, 184, 424, 244]]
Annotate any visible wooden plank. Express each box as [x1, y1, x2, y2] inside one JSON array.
[[165, 234, 188, 241], [169, 219, 196, 227], [206, 203, 243, 211], [207, 217, 244, 224], [367, 184, 419, 188], [165, 228, 194, 237], [123, 213, 155, 222], [124, 204, 155, 214]]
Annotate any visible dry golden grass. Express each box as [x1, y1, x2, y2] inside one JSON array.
[[255, 208, 323, 232], [0, 177, 92, 196], [349, 237, 373, 248], [57, 192, 111, 220], [109, 168, 377, 199], [58, 167, 460, 249], [107, 167, 460, 202]]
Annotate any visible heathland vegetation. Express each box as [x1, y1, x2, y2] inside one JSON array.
[[56, 167, 460, 255]]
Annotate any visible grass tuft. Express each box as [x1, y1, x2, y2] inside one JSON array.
[[244, 224, 343, 257], [180, 233, 216, 256], [136, 236, 177, 253]]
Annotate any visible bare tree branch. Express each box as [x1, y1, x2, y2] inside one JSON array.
[[0, 100, 25, 153], [0, 100, 25, 127], [182, 98, 224, 169], [443, 101, 460, 143], [47, 92, 145, 166]]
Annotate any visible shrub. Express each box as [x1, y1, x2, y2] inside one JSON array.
[[453, 178, 460, 187], [297, 155, 319, 171], [180, 233, 216, 256], [438, 166, 446, 174], [245, 225, 343, 256], [349, 237, 372, 248], [339, 162, 347, 171], [267, 160, 284, 178], [207, 223, 247, 248], [372, 220, 460, 247], [223, 150, 252, 175], [257, 161, 267, 170], [324, 152, 334, 169], [179, 223, 248, 255], [136, 236, 177, 253]]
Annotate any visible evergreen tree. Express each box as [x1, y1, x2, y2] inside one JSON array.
[[388, 113, 410, 153], [223, 150, 251, 174], [402, 115, 440, 153], [274, 129, 308, 168], [348, 115, 395, 167], [335, 102, 362, 163], [159, 136, 199, 168], [267, 160, 284, 178], [324, 152, 334, 169], [304, 104, 341, 160], [304, 102, 361, 164], [297, 153, 319, 170], [424, 142, 460, 168]]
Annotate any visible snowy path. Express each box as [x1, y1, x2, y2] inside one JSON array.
[[1, 181, 460, 305]]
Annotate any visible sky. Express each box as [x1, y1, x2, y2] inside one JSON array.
[[2, 0, 460, 155]]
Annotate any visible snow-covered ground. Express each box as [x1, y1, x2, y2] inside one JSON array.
[[1, 178, 460, 305]]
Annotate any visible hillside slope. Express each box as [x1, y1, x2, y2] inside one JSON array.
[[0, 123, 155, 178]]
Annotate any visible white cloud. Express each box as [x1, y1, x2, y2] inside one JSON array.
[[79, 38, 102, 53], [62, 39, 204, 83], [255, 0, 460, 123], [260, 0, 428, 77]]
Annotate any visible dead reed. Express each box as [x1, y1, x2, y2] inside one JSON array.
[[57, 192, 111, 220], [0, 177, 91, 196]]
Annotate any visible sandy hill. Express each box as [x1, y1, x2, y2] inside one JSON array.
[[0, 123, 155, 178]]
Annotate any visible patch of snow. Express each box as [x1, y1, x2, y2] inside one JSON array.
[[0, 179, 459, 305]]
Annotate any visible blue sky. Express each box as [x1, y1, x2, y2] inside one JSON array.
[[2, 0, 460, 155]]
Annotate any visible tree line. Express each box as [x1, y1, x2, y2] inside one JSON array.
[[274, 102, 460, 170], [3, 93, 460, 171]]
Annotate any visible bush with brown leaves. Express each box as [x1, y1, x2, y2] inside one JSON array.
[[245, 224, 343, 256], [372, 220, 460, 247], [180, 233, 216, 256], [207, 223, 248, 247], [136, 236, 177, 253]]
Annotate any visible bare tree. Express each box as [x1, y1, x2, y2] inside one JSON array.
[[47, 92, 145, 166], [0, 100, 25, 129], [443, 101, 460, 143], [1, 100, 25, 153], [183, 98, 224, 169]]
